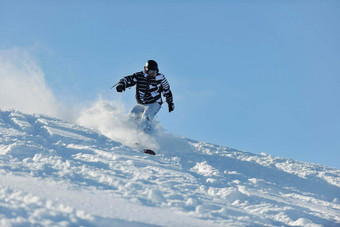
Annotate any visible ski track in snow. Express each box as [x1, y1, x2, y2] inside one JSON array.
[[0, 109, 339, 226]]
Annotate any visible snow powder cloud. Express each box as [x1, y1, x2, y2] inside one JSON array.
[[0, 47, 182, 151], [76, 98, 160, 150], [0, 48, 63, 118]]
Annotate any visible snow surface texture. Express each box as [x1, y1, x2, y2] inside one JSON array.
[[0, 108, 339, 226]]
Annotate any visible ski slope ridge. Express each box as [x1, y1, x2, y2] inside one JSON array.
[[0, 109, 339, 226]]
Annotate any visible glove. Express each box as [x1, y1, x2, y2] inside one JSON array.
[[168, 103, 175, 112], [116, 83, 125, 92]]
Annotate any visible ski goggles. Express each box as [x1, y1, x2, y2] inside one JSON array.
[[146, 69, 157, 74]]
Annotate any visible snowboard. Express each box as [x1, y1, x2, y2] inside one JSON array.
[[135, 143, 156, 155], [143, 149, 156, 155]]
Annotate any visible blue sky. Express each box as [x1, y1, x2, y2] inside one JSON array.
[[1, 0, 339, 168]]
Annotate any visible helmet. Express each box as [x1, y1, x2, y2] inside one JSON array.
[[144, 60, 159, 72]]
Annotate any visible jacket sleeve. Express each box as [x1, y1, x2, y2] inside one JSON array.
[[161, 77, 173, 104], [119, 72, 138, 89]]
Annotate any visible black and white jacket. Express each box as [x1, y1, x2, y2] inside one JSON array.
[[119, 71, 173, 105]]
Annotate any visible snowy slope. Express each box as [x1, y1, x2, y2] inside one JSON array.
[[0, 109, 339, 226]]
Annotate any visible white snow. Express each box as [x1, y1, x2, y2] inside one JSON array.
[[0, 108, 339, 226]]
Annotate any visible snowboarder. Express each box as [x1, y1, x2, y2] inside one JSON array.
[[114, 60, 175, 133]]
